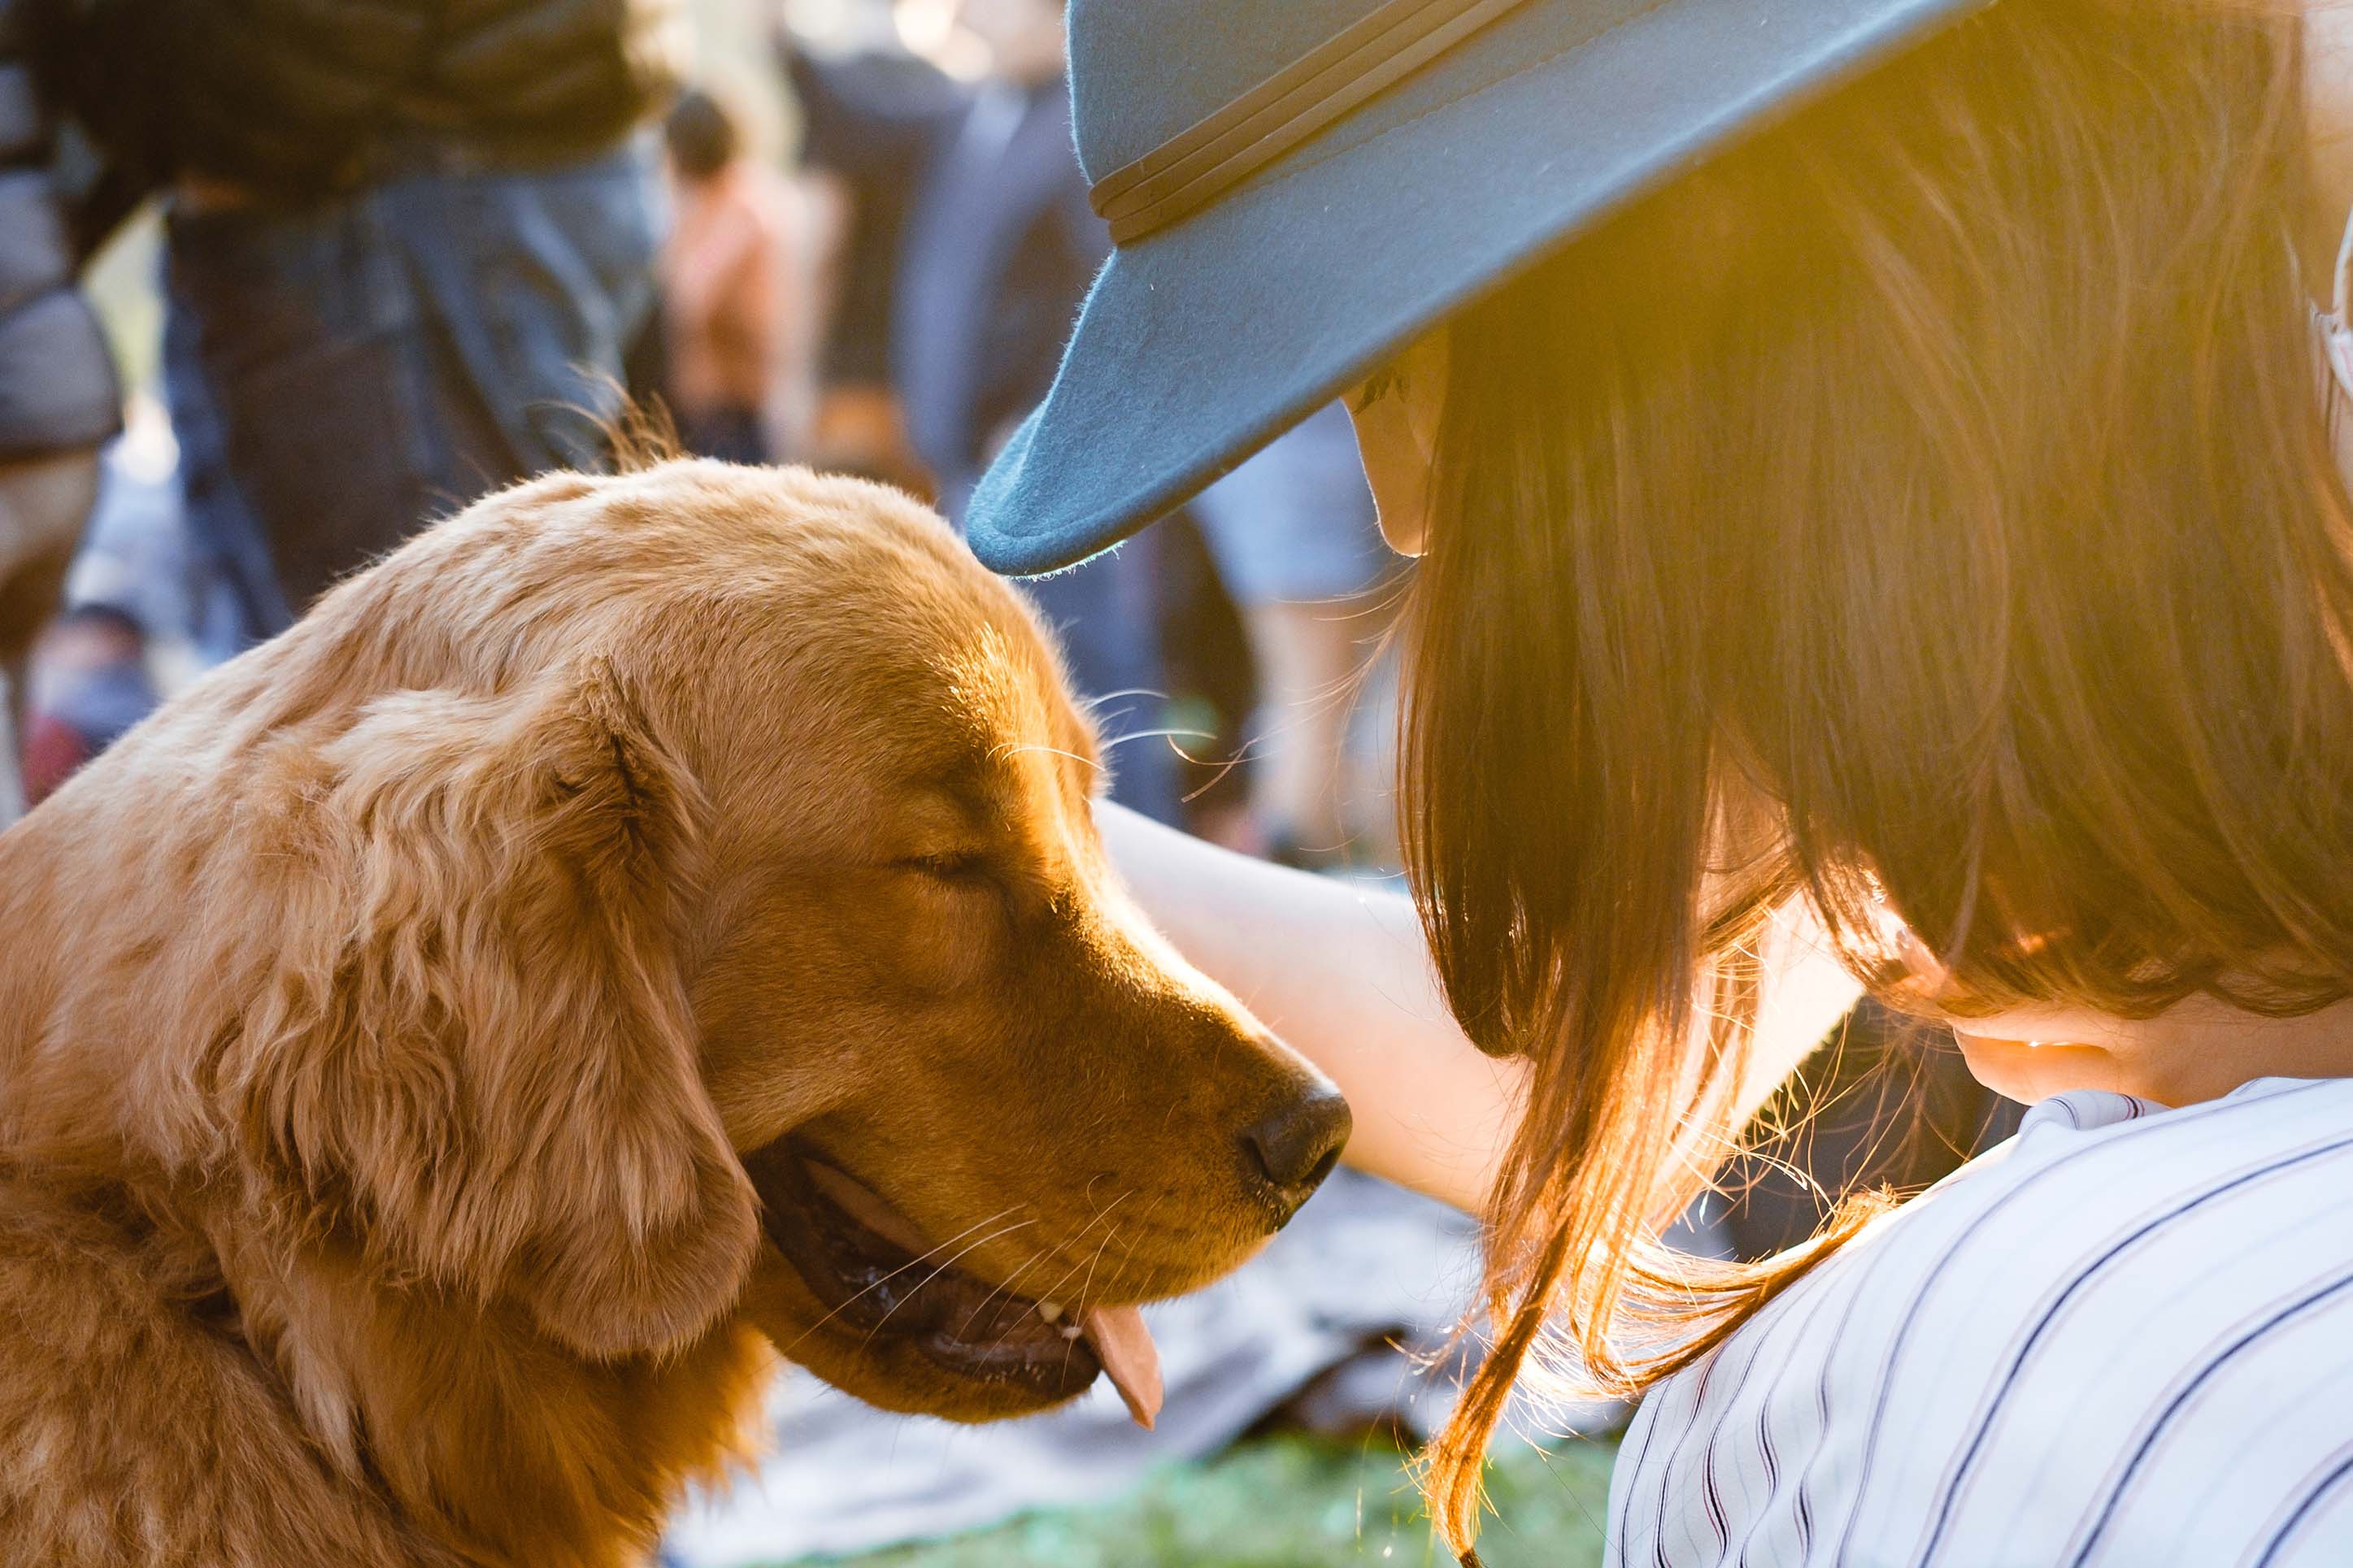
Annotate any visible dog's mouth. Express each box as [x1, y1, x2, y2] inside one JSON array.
[[747, 1143, 1163, 1428]]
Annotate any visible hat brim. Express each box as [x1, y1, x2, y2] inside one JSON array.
[[967, 0, 1988, 577]]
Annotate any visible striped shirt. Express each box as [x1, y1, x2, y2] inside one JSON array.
[[1608, 1075, 2353, 1567]]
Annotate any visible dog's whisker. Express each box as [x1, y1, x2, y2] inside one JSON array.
[[855, 1216, 1042, 1346], [781, 1206, 1029, 1353], [1020, 1190, 1138, 1315], [1075, 686, 1168, 715], [1090, 1194, 1197, 1282], [816, 1214, 1036, 1353], [964, 1246, 1057, 1329], [1020, 1249, 1111, 1320], [1180, 745, 1252, 803], [976, 1179, 1161, 1339], [1073, 1226, 1120, 1314], [990, 741, 1103, 775], [1000, 1218, 1144, 1373], [1109, 1188, 1188, 1262], [1050, 1188, 1135, 1272], [1072, 1194, 1143, 1306], [831, 1184, 1146, 1366], [969, 1248, 1095, 1358], [965, 1223, 1088, 1323], [1097, 726, 1214, 754]]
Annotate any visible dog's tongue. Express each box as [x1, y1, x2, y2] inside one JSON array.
[[1080, 1304, 1162, 1429]]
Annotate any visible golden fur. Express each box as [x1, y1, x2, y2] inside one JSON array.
[[0, 462, 1329, 1566]]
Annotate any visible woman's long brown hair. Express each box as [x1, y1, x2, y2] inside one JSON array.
[[1402, 2, 2353, 1557]]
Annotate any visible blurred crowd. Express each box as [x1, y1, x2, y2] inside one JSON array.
[[0, 0, 1402, 871]]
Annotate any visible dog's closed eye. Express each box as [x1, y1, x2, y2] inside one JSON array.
[[898, 851, 991, 883]]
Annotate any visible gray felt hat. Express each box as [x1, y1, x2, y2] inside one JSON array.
[[964, 0, 1991, 576]]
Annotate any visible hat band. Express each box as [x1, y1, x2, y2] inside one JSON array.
[[1089, 0, 1534, 245]]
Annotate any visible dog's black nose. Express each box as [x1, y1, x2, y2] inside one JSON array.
[[1240, 1083, 1351, 1223]]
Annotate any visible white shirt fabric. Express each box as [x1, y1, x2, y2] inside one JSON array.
[[1607, 1075, 2353, 1568]]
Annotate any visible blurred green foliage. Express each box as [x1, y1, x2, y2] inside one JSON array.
[[788, 1432, 1615, 1568]]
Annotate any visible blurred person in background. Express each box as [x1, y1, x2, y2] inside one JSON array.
[[1189, 402, 1394, 870], [1, 0, 119, 820], [660, 88, 810, 465], [42, 0, 684, 641], [892, 0, 1095, 524], [778, 28, 958, 494], [14, 395, 238, 806], [788, 0, 1179, 823], [18, 602, 154, 807]]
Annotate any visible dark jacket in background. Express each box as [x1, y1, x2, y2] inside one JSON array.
[[784, 44, 963, 391], [790, 62, 1104, 519], [45, 0, 685, 204], [0, 0, 116, 458], [893, 76, 1106, 519]]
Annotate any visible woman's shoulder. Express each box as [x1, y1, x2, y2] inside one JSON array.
[[1770, 1076, 2353, 1357], [1610, 1077, 2353, 1567], [1867, 1074, 2353, 1270]]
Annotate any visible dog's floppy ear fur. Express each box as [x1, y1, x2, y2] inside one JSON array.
[[241, 654, 757, 1359]]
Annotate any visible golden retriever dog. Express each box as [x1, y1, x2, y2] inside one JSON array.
[[0, 461, 1349, 1567]]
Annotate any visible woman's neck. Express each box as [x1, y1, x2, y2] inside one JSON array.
[[1947, 995, 2353, 1107]]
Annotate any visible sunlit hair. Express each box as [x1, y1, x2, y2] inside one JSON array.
[[1400, 2, 2348, 1557]]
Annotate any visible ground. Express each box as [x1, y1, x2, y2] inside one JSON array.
[[790, 1432, 1617, 1568]]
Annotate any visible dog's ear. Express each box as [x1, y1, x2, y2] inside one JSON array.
[[250, 655, 758, 1359]]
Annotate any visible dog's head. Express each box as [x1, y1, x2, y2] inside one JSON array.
[[106, 462, 1342, 1425]]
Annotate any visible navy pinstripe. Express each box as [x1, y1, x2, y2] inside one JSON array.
[[1913, 1131, 2353, 1565], [1604, 1078, 2353, 1568], [1827, 1090, 2276, 1567], [2068, 1266, 2353, 1564], [2252, 1448, 2353, 1568]]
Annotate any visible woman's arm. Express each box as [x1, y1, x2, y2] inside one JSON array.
[[2309, 5, 2353, 294], [1098, 803, 1864, 1214], [1098, 801, 1520, 1213]]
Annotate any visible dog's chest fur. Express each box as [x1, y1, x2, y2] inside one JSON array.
[[0, 1172, 775, 1568]]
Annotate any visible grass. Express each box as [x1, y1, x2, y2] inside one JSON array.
[[788, 1432, 1617, 1568]]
